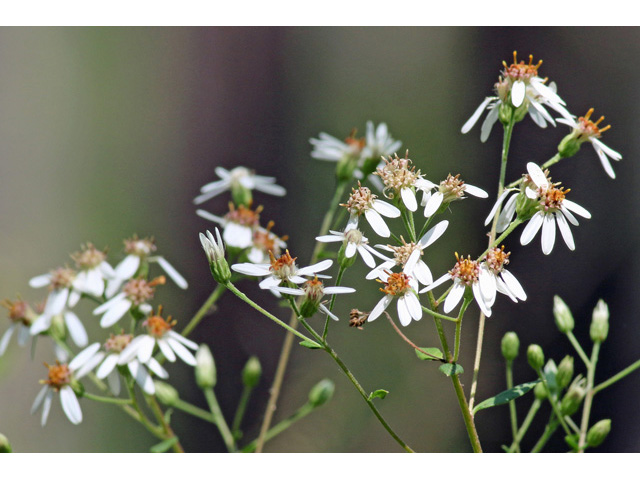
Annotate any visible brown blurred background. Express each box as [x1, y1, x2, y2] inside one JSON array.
[[0, 27, 638, 452]]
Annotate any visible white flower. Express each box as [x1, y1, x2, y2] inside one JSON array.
[[69, 244, 115, 297], [556, 108, 622, 179], [231, 250, 333, 290], [420, 253, 492, 317], [106, 237, 187, 298], [375, 154, 425, 212], [362, 121, 402, 160], [519, 163, 591, 255], [0, 299, 35, 356], [246, 222, 288, 264], [194, 166, 286, 205], [118, 308, 198, 367], [270, 278, 355, 321], [367, 220, 449, 286], [316, 225, 388, 268], [342, 183, 401, 238], [461, 52, 572, 142], [31, 362, 83, 426], [419, 174, 488, 217], [196, 201, 264, 250], [479, 247, 527, 308], [367, 268, 422, 327], [93, 276, 163, 328], [310, 132, 363, 162]]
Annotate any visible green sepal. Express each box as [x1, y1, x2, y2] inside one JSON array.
[[439, 363, 464, 377], [299, 339, 323, 349], [564, 433, 580, 452], [472, 380, 540, 415], [150, 436, 179, 453], [415, 347, 444, 361], [368, 389, 389, 401]]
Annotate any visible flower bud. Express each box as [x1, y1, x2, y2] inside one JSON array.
[[308, 378, 335, 408], [299, 278, 325, 318], [534, 381, 548, 400], [590, 299, 609, 343], [557, 132, 582, 158], [553, 296, 575, 333], [199, 229, 231, 284], [242, 356, 262, 388], [231, 183, 253, 208], [560, 378, 586, 416], [556, 355, 574, 390], [587, 419, 612, 448], [154, 381, 179, 406], [195, 344, 217, 389], [527, 344, 545, 371], [501, 331, 520, 362], [0, 433, 12, 453]]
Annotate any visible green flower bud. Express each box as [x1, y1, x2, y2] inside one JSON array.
[[553, 296, 575, 333], [556, 355, 574, 390], [534, 381, 548, 400], [308, 379, 335, 408], [560, 378, 586, 416], [557, 132, 583, 158], [195, 344, 217, 389], [231, 183, 253, 208], [299, 278, 325, 318], [587, 419, 612, 448], [242, 356, 262, 388], [154, 381, 179, 406], [527, 344, 545, 371], [590, 299, 609, 343], [0, 433, 12, 453], [501, 331, 520, 362], [499, 101, 514, 125], [199, 229, 231, 284]]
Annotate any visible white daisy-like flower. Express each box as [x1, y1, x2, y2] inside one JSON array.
[[118, 307, 198, 367], [106, 236, 187, 298], [93, 276, 164, 328], [31, 361, 83, 426], [29, 267, 81, 319], [341, 182, 401, 238], [70, 335, 168, 396], [194, 166, 286, 205], [315, 225, 388, 268], [367, 268, 422, 327], [367, 220, 449, 286], [478, 246, 527, 308], [247, 221, 288, 264], [461, 52, 572, 142], [310, 130, 365, 163], [196, 203, 263, 251], [519, 163, 591, 255], [556, 108, 622, 179], [420, 253, 492, 318], [70, 243, 115, 298], [0, 299, 36, 356], [231, 250, 333, 290], [419, 174, 488, 217], [374, 153, 425, 212], [270, 278, 355, 321], [362, 121, 402, 161]]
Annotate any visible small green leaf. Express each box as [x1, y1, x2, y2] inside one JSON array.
[[299, 340, 322, 349], [150, 436, 179, 453], [472, 380, 540, 414], [368, 389, 389, 401], [439, 363, 464, 377], [415, 347, 444, 361]]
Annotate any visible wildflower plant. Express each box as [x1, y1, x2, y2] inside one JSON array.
[[2, 50, 639, 454]]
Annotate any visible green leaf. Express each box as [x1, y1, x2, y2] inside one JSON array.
[[472, 380, 540, 414], [415, 347, 444, 361], [150, 436, 179, 453], [439, 363, 464, 377], [299, 339, 322, 349], [368, 389, 389, 401]]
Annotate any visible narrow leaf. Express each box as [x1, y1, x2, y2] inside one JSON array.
[[299, 340, 322, 349], [439, 363, 464, 377], [472, 380, 540, 414], [368, 389, 389, 401], [415, 347, 444, 361], [150, 436, 179, 453]]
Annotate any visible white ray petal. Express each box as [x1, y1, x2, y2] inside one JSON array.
[[397, 296, 412, 326], [29, 274, 51, 288], [419, 220, 449, 248], [223, 223, 253, 249], [319, 303, 339, 321], [526, 162, 548, 188], [555, 212, 575, 251], [167, 330, 199, 350], [135, 336, 156, 364], [0, 325, 16, 355], [64, 311, 88, 347], [96, 354, 119, 379], [368, 295, 392, 322], [146, 357, 169, 379], [153, 256, 188, 289], [480, 105, 500, 143], [323, 286, 356, 294], [485, 190, 511, 226], [520, 212, 544, 245], [496, 194, 519, 233], [419, 273, 451, 293], [423, 191, 444, 217], [594, 145, 616, 179], [44, 288, 69, 316], [371, 199, 401, 218], [563, 199, 591, 219], [472, 282, 492, 317], [357, 245, 376, 268], [500, 270, 527, 301], [167, 337, 197, 366], [157, 338, 176, 362], [297, 259, 333, 276], [99, 298, 132, 328], [40, 390, 53, 426], [129, 361, 155, 395], [69, 343, 101, 371], [405, 292, 423, 321], [401, 187, 417, 212], [31, 385, 49, 415], [115, 255, 141, 281], [444, 283, 465, 314], [464, 184, 488, 198], [413, 261, 433, 286], [75, 352, 106, 380], [231, 262, 270, 276], [511, 81, 526, 107], [345, 241, 357, 258], [60, 386, 82, 424], [461, 97, 494, 133], [592, 138, 622, 160], [541, 214, 557, 255], [364, 209, 391, 237]]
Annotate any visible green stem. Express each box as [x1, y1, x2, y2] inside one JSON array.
[[453, 296, 471, 363], [146, 395, 184, 453], [241, 403, 315, 453], [506, 360, 519, 452], [232, 384, 254, 439], [536, 368, 572, 437], [508, 398, 541, 453], [204, 388, 237, 452], [531, 414, 559, 453], [593, 357, 640, 395], [82, 392, 133, 406], [578, 341, 601, 452], [477, 218, 523, 261], [417, 214, 434, 241], [171, 398, 216, 424], [566, 331, 591, 369], [181, 283, 227, 338], [322, 265, 346, 341], [420, 305, 459, 323]]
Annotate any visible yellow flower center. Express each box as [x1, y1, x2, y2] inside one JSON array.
[[576, 108, 611, 140], [502, 51, 543, 83], [43, 362, 71, 391], [449, 253, 479, 286], [378, 272, 412, 296]]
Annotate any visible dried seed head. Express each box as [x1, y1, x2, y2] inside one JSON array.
[[349, 309, 369, 329], [122, 276, 164, 305]]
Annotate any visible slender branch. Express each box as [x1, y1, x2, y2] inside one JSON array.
[[508, 398, 541, 453], [241, 403, 315, 453], [181, 283, 227, 338], [232, 383, 254, 439], [506, 360, 519, 452], [420, 305, 459, 323], [578, 341, 601, 452], [593, 357, 640, 395], [531, 414, 559, 453], [385, 311, 443, 361], [566, 331, 591, 369], [204, 388, 237, 452], [322, 265, 346, 341]]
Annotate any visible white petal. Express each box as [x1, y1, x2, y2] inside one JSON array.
[[60, 386, 82, 424], [405, 292, 423, 320], [153, 256, 188, 289], [472, 282, 492, 317], [368, 295, 392, 322], [594, 145, 616, 179], [413, 260, 433, 286], [166, 337, 197, 366], [30, 314, 52, 335], [419, 220, 449, 248], [423, 191, 444, 217], [146, 357, 169, 379], [461, 97, 494, 134], [501, 270, 527, 301], [157, 338, 177, 362], [64, 311, 88, 347], [364, 209, 390, 238], [419, 273, 451, 293], [371, 199, 401, 218], [193, 181, 230, 204], [541, 214, 557, 255], [129, 360, 155, 394], [520, 212, 544, 246], [496, 193, 519, 233], [107, 370, 121, 396], [31, 385, 50, 415], [223, 223, 253, 249], [479, 268, 497, 307], [560, 205, 579, 226], [401, 187, 418, 212], [357, 245, 376, 268], [99, 298, 132, 328], [315, 234, 343, 243], [69, 343, 101, 371], [29, 274, 51, 288], [319, 303, 339, 321], [269, 286, 304, 296], [167, 330, 199, 350], [40, 390, 54, 426], [403, 249, 421, 275], [563, 199, 591, 219], [115, 255, 141, 281], [496, 277, 518, 302], [96, 353, 119, 379], [527, 104, 548, 128], [195, 209, 226, 225], [464, 184, 488, 198], [44, 288, 69, 316], [136, 336, 157, 364], [17, 325, 31, 346], [231, 262, 270, 276], [555, 212, 575, 251], [75, 351, 106, 379], [323, 286, 356, 294], [526, 163, 548, 188], [443, 283, 465, 314], [259, 275, 283, 289], [397, 296, 412, 326], [480, 105, 500, 143], [592, 138, 622, 160], [511, 80, 526, 107], [484, 190, 511, 226], [119, 335, 145, 365], [0, 325, 16, 356], [297, 259, 333, 277], [255, 182, 286, 196]]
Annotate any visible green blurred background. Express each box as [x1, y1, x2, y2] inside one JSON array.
[[1, 27, 639, 452]]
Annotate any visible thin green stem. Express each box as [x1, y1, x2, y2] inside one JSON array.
[[204, 388, 237, 452], [536, 368, 572, 437], [508, 398, 541, 453], [476, 219, 523, 261], [181, 283, 227, 338], [531, 415, 559, 453], [170, 398, 216, 424], [593, 357, 640, 395], [232, 384, 254, 439], [82, 392, 133, 406], [417, 214, 434, 241], [453, 297, 471, 363], [420, 305, 459, 323], [566, 331, 591, 369], [146, 395, 184, 453], [241, 403, 315, 452], [506, 360, 519, 452], [578, 341, 601, 452], [322, 265, 346, 341]]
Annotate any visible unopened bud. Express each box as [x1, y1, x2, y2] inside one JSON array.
[[587, 419, 612, 448], [242, 356, 262, 388], [553, 296, 574, 333], [154, 381, 179, 406], [501, 331, 520, 362], [299, 278, 324, 318], [199, 229, 231, 284], [231, 184, 253, 208], [556, 355, 574, 390], [590, 299, 609, 343], [0, 433, 11, 453], [308, 378, 335, 408], [560, 379, 586, 416], [534, 381, 548, 400], [527, 344, 545, 371], [557, 132, 582, 159], [195, 344, 217, 389]]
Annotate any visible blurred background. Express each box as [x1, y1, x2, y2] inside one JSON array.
[[0, 27, 638, 452]]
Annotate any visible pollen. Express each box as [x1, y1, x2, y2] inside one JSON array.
[[439, 174, 468, 202], [143, 306, 176, 338], [269, 250, 298, 280], [375, 151, 421, 197], [378, 272, 412, 296], [104, 332, 133, 353], [43, 362, 71, 391], [123, 276, 165, 305], [502, 51, 543, 83], [577, 108, 611, 139], [341, 182, 375, 215], [224, 203, 263, 227], [71, 243, 107, 270], [388, 237, 421, 266], [449, 253, 480, 286], [540, 185, 569, 211], [485, 246, 511, 274]]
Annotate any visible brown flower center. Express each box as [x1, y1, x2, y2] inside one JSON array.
[[378, 272, 412, 296], [449, 253, 479, 286], [43, 362, 71, 391]]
